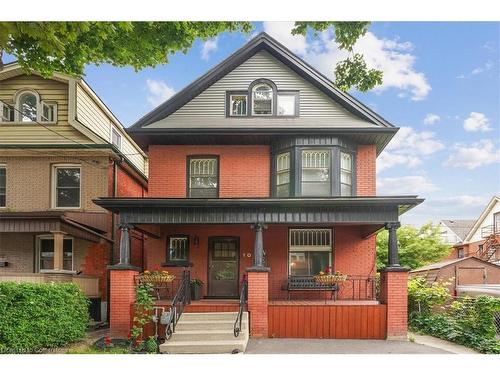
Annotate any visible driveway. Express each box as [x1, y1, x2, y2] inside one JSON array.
[[245, 338, 452, 354]]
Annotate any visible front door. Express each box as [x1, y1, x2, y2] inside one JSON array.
[[208, 237, 239, 297]]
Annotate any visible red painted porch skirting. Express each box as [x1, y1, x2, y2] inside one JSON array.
[[268, 304, 387, 339]]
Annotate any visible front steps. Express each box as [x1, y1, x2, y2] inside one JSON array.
[[159, 312, 249, 354]]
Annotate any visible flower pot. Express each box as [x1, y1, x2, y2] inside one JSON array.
[[191, 283, 203, 300]]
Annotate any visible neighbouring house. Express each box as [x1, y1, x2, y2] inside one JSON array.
[[94, 32, 423, 352], [439, 219, 475, 247], [449, 196, 500, 263], [0, 63, 148, 321], [410, 257, 500, 297]]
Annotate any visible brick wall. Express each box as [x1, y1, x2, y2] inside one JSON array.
[[247, 271, 269, 337], [380, 270, 408, 339], [0, 233, 34, 273], [80, 242, 111, 301], [356, 145, 376, 196], [148, 145, 270, 198], [109, 269, 138, 338]]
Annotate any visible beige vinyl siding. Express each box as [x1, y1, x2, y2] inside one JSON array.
[[147, 51, 375, 128], [76, 83, 147, 175], [0, 75, 92, 144]]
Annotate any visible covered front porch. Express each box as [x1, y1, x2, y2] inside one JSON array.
[[95, 196, 422, 340]]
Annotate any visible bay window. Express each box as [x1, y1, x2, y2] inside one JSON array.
[[276, 152, 291, 197], [188, 156, 218, 198], [289, 228, 333, 276], [301, 149, 331, 196], [340, 152, 353, 196]]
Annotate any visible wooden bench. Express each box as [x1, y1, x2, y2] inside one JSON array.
[[282, 276, 339, 300]]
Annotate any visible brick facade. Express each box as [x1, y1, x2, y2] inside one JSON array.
[[356, 145, 376, 196], [109, 269, 139, 338], [148, 145, 270, 198], [380, 270, 408, 340], [247, 271, 269, 337]]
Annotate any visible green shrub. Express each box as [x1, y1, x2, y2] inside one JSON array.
[[408, 276, 451, 314], [0, 282, 89, 353]]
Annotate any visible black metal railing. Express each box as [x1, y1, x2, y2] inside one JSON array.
[[164, 270, 191, 340], [234, 275, 248, 337], [341, 276, 379, 301]]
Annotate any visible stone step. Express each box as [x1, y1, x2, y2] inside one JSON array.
[[179, 312, 243, 321], [159, 339, 247, 354], [169, 329, 248, 341]]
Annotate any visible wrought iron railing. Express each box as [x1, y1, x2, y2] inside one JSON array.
[[234, 275, 248, 337], [164, 270, 191, 340], [341, 275, 379, 301]]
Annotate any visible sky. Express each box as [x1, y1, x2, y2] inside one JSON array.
[[6, 22, 499, 226]]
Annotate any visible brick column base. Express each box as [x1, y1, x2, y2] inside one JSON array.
[[380, 268, 409, 340], [109, 267, 139, 338], [247, 268, 269, 338]]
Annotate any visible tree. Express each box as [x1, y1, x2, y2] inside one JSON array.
[[0, 22, 382, 92], [376, 223, 452, 270]]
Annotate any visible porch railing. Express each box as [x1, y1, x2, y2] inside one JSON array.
[[341, 275, 379, 301], [234, 275, 248, 337], [164, 270, 191, 340]]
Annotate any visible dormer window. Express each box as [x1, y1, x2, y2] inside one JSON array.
[[41, 102, 57, 123], [1, 103, 14, 122], [1, 90, 58, 124], [252, 84, 273, 115]]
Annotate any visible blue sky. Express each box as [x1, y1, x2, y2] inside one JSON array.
[[6, 22, 499, 226]]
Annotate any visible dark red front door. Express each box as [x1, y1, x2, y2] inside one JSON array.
[[208, 237, 239, 297]]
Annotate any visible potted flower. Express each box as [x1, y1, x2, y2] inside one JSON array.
[[190, 278, 204, 300], [313, 268, 347, 285], [140, 270, 175, 284]]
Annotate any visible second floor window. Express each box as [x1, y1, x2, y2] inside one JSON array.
[[301, 149, 331, 196], [230, 95, 247, 116], [340, 152, 353, 196], [188, 157, 218, 198], [111, 128, 122, 149], [54, 166, 81, 208], [19, 92, 37, 122], [0, 167, 5, 207], [276, 152, 290, 197], [1, 103, 14, 122]]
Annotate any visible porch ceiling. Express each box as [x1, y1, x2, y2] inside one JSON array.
[[93, 196, 423, 225]]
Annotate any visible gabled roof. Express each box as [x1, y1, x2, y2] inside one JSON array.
[[411, 256, 500, 273], [129, 32, 395, 131], [440, 219, 476, 242], [464, 196, 500, 243]]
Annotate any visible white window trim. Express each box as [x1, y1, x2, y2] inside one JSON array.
[[111, 127, 122, 150], [229, 94, 248, 117], [51, 164, 82, 210], [36, 234, 75, 273], [252, 84, 273, 116], [0, 102, 15, 123], [0, 164, 6, 208], [40, 101, 58, 124], [277, 93, 296, 116]]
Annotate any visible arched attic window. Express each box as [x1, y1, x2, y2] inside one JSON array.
[[18, 91, 38, 122], [252, 83, 274, 116]]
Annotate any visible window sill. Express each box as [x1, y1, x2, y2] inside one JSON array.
[[161, 262, 193, 268]]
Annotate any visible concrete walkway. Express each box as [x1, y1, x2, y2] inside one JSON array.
[[245, 338, 452, 354]]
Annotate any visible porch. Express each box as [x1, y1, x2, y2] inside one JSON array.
[[95, 196, 422, 340]]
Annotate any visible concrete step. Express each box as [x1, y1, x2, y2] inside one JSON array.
[[170, 329, 248, 341], [175, 320, 247, 331], [179, 312, 242, 321], [160, 339, 247, 354]]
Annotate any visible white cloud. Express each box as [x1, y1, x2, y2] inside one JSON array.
[[201, 37, 218, 61], [377, 126, 444, 172], [431, 195, 490, 208], [377, 175, 438, 195], [457, 60, 494, 79], [444, 139, 500, 170], [423, 113, 440, 125], [263, 22, 431, 101], [463, 112, 492, 132], [146, 79, 176, 107]]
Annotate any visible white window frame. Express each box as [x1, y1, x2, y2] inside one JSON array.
[[0, 102, 15, 123], [340, 151, 353, 197], [276, 152, 291, 197], [301, 149, 331, 197], [288, 228, 333, 276], [277, 93, 296, 116], [52, 164, 82, 209], [15, 89, 40, 123], [36, 234, 75, 273], [0, 165, 6, 208], [111, 127, 122, 150], [252, 84, 273, 116], [229, 94, 248, 117], [40, 101, 58, 123]]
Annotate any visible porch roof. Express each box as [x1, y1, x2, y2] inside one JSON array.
[[93, 196, 423, 226]]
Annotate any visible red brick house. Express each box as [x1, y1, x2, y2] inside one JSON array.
[[95, 33, 423, 351]]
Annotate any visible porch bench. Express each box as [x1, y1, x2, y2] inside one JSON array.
[[282, 276, 339, 300]]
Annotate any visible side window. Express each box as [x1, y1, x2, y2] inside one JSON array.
[[53, 166, 81, 208], [111, 128, 122, 149], [1, 103, 14, 122], [0, 166, 6, 207], [340, 152, 353, 196], [277, 93, 296, 116], [41, 102, 57, 123], [188, 157, 218, 198], [229, 95, 247, 116], [166, 235, 189, 265], [276, 152, 291, 197]]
